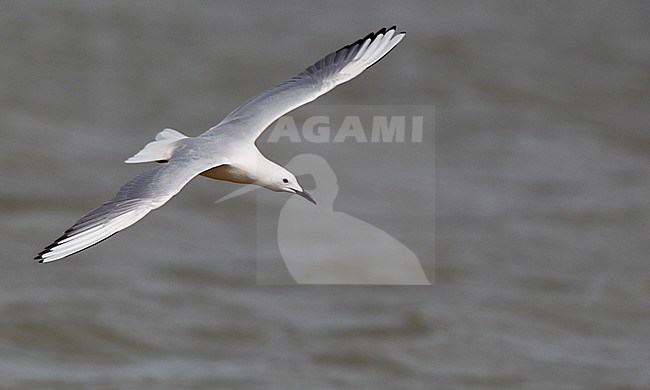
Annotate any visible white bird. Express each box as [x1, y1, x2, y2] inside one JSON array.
[[35, 26, 405, 263]]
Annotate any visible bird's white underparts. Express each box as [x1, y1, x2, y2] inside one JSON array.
[[35, 26, 406, 263]]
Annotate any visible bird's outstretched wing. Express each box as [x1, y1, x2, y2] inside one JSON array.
[[35, 157, 225, 263], [201, 26, 405, 142]]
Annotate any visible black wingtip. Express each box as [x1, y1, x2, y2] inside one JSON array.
[[34, 249, 50, 263], [33, 230, 74, 263], [34, 230, 121, 264], [390, 25, 406, 36], [338, 26, 403, 55], [34, 250, 47, 263], [362, 26, 392, 41], [384, 25, 406, 37]]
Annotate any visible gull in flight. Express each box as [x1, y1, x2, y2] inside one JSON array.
[[35, 26, 405, 263]]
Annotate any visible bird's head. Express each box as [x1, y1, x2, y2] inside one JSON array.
[[262, 166, 316, 205]]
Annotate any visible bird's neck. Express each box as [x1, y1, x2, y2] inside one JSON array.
[[235, 149, 281, 188]]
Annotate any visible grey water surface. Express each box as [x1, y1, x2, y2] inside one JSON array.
[[1, 1, 649, 389]]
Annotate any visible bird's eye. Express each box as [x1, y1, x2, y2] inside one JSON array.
[[282, 178, 289, 184]]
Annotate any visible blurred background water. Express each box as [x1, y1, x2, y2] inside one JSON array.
[[2, 0, 650, 388]]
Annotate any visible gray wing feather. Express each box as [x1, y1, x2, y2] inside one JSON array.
[[35, 158, 221, 263], [200, 27, 405, 142]]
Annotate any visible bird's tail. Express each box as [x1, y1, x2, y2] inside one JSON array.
[[125, 128, 189, 164]]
